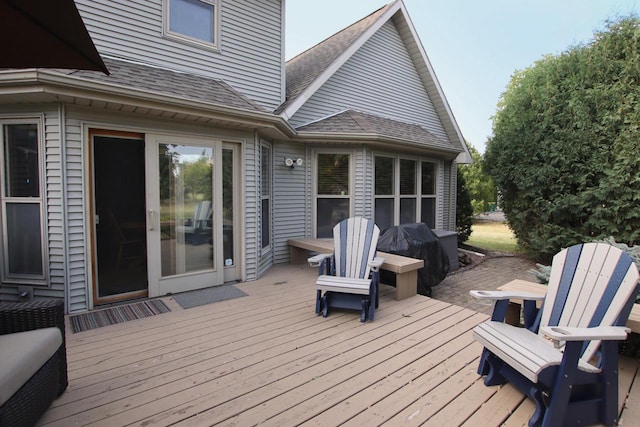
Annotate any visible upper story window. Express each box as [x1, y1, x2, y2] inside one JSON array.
[[165, 0, 219, 48]]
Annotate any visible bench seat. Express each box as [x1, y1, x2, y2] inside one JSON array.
[[289, 238, 423, 300]]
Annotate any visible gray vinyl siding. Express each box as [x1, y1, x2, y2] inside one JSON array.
[[272, 141, 306, 264], [289, 21, 447, 140], [437, 160, 458, 231], [76, 0, 284, 111], [245, 134, 260, 280], [63, 116, 90, 313], [353, 147, 368, 218]]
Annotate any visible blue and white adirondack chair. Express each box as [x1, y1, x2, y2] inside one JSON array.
[[470, 242, 640, 427], [308, 217, 384, 322], [180, 201, 212, 244]]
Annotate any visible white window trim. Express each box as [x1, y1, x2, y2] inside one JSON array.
[[260, 143, 272, 254], [373, 154, 438, 228], [0, 116, 48, 285], [312, 149, 354, 238], [163, 0, 221, 51]]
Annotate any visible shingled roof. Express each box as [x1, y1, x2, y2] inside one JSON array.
[[278, 4, 390, 114], [60, 57, 267, 113], [296, 110, 457, 152]]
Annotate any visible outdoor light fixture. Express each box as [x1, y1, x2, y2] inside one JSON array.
[[284, 157, 303, 168]]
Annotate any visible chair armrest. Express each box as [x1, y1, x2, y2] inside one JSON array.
[[308, 253, 332, 267], [470, 290, 545, 302], [540, 325, 630, 342], [369, 257, 384, 272]]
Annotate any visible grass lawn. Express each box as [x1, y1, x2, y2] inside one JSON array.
[[466, 221, 520, 253]]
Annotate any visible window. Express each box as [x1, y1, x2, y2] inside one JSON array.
[[316, 153, 350, 238], [420, 161, 437, 228], [165, 0, 219, 48], [373, 155, 437, 230], [1, 121, 46, 282], [374, 156, 394, 231], [261, 145, 271, 251], [399, 159, 417, 224]]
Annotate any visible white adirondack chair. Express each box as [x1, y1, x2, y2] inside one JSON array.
[[308, 217, 384, 322], [470, 242, 640, 427], [178, 201, 212, 244]]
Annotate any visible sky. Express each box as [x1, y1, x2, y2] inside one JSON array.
[[285, 0, 640, 153]]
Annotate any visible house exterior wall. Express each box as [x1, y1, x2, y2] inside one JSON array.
[[0, 102, 264, 310], [270, 142, 453, 266], [288, 20, 447, 141], [75, 0, 285, 111], [272, 141, 307, 264]]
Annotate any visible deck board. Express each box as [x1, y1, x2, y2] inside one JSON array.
[[38, 263, 640, 426]]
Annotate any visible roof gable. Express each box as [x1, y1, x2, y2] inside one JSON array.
[[280, 0, 470, 162]]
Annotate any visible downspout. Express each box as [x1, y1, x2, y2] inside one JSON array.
[[58, 103, 71, 314]]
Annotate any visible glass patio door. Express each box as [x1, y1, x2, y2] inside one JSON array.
[[145, 134, 224, 297]]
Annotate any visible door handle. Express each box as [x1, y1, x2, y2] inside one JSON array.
[[148, 209, 157, 231]]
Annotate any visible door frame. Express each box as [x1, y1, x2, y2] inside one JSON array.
[[88, 129, 148, 306]]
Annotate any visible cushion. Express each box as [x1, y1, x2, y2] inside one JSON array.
[[0, 327, 62, 406]]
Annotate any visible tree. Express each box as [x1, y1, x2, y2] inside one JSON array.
[[459, 143, 497, 214], [485, 15, 640, 262], [456, 170, 474, 244]]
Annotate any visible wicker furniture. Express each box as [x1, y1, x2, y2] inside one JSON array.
[[0, 299, 68, 426]]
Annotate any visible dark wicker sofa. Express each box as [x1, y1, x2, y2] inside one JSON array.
[[0, 299, 68, 426]]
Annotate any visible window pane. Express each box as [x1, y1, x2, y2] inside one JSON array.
[[261, 146, 270, 196], [400, 159, 416, 195], [223, 149, 234, 265], [375, 157, 394, 195], [316, 199, 349, 238], [6, 203, 43, 276], [170, 0, 215, 43], [421, 198, 436, 228], [159, 144, 214, 277], [375, 198, 394, 231], [261, 199, 270, 248], [4, 124, 39, 197], [400, 198, 416, 224], [421, 162, 435, 195], [317, 154, 349, 195]]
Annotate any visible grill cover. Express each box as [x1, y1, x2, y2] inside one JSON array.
[[377, 223, 450, 297]]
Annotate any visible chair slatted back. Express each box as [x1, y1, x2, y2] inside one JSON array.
[[193, 201, 212, 230], [539, 242, 639, 362], [333, 217, 380, 279]]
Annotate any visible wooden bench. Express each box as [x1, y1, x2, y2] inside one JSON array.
[[288, 238, 424, 301], [498, 279, 640, 333]]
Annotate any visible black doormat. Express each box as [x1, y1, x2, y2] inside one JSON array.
[[172, 285, 248, 309], [69, 299, 171, 333]]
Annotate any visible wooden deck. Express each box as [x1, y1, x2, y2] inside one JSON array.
[[40, 264, 640, 426]]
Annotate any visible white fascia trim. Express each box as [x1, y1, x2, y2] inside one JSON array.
[[396, 2, 469, 160], [280, 1, 402, 121], [0, 69, 296, 137]]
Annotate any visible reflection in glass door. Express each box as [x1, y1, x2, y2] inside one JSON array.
[[146, 135, 224, 297], [159, 144, 214, 277]]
